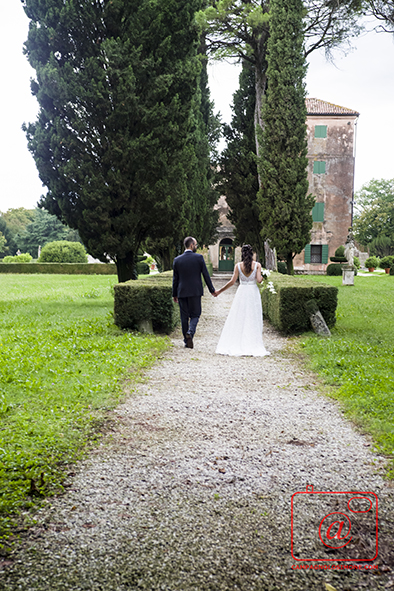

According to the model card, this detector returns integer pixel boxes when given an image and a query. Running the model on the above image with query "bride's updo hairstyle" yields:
[241,244,253,274]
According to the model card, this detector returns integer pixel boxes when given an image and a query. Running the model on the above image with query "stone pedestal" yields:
[342,265,355,286]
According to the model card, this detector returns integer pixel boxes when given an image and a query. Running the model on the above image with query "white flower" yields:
[267,281,277,294]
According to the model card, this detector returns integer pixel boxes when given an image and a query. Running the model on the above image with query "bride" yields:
[215,244,270,357]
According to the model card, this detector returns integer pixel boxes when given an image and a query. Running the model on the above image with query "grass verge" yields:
[0,274,169,548]
[294,274,394,477]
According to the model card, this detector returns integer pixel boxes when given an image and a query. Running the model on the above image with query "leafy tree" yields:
[353,178,394,214]
[22,0,206,282]
[218,60,264,260]
[1,208,35,237]
[353,178,394,249]
[38,241,88,263]
[0,232,6,254]
[367,0,394,32]
[0,216,17,258]
[369,235,394,257]
[257,0,315,275]
[18,208,81,259]
[198,0,364,162]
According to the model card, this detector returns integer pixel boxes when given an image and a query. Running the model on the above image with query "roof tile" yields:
[306,98,359,116]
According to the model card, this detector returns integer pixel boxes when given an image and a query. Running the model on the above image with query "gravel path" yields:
[1,278,393,591]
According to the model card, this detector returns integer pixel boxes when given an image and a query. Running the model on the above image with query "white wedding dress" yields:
[216,263,270,357]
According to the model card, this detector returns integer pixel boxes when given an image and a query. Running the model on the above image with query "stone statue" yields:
[344,227,356,269]
[343,227,356,285]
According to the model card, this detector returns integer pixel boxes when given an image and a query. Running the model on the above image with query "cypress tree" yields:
[218,61,264,261]
[257,0,315,274]
[22,0,203,282]
[145,40,221,270]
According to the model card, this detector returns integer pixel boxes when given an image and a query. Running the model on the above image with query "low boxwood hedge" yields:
[260,273,338,334]
[0,263,117,274]
[326,263,344,276]
[114,271,179,334]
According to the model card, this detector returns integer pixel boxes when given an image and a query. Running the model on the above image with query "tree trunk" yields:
[161,249,173,272]
[116,251,137,283]
[286,254,294,275]
[264,240,277,271]
[254,34,268,166]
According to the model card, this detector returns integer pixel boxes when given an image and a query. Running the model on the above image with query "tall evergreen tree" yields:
[22,0,204,282]
[218,61,264,261]
[257,0,315,275]
[145,42,221,271]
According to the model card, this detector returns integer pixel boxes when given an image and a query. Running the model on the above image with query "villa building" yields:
[209,98,360,273]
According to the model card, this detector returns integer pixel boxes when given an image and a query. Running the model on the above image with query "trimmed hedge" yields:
[327,263,357,276]
[260,273,338,334]
[326,263,344,276]
[0,263,117,275]
[114,271,179,334]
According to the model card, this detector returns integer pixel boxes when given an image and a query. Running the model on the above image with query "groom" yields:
[172,237,217,348]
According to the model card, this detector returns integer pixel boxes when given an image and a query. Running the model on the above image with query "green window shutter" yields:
[304,244,311,264]
[322,244,329,264]
[312,202,325,222]
[315,125,327,138]
[313,161,326,174]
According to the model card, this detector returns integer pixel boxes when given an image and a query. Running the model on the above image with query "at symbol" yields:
[318,512,352,549]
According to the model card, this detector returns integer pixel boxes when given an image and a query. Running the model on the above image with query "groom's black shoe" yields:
[185,333,194,349]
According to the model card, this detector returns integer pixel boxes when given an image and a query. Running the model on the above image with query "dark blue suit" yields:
[172,251,215,342]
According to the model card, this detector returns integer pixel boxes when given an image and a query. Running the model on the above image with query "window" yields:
[312,202,324,222]
[313,161,326,174]
[304,244,329,264]
[311,244,323,263]
[315,125,327,138]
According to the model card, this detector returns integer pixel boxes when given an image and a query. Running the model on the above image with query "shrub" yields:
[354,256,360,269]
[330,245,347,263]
[137,262,150,276]
[2,253,33,263]
[379,256,394,269]
[390,265,394,276]
[0,263,116,275]
[260,273,338,334]
[365,255,379,269]
[38,241,88,263]
[114,271,179,334]
[326,263,343,276]
[277,261,288,274]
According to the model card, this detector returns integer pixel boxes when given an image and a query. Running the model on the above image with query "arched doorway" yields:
[218,238,235,272]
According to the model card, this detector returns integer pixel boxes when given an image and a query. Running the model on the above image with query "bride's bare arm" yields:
[256,262,263,284]
[216,265,239,295]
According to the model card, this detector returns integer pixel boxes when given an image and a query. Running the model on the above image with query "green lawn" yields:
[0,274,169,547]
[295,273,394,476]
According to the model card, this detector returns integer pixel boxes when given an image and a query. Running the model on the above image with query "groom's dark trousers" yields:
[172,250,215,343]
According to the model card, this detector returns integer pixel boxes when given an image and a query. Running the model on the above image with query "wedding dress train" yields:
[216,263,270,357]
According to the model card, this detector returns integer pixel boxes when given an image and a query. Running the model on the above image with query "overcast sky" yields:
[1,3,393,213]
